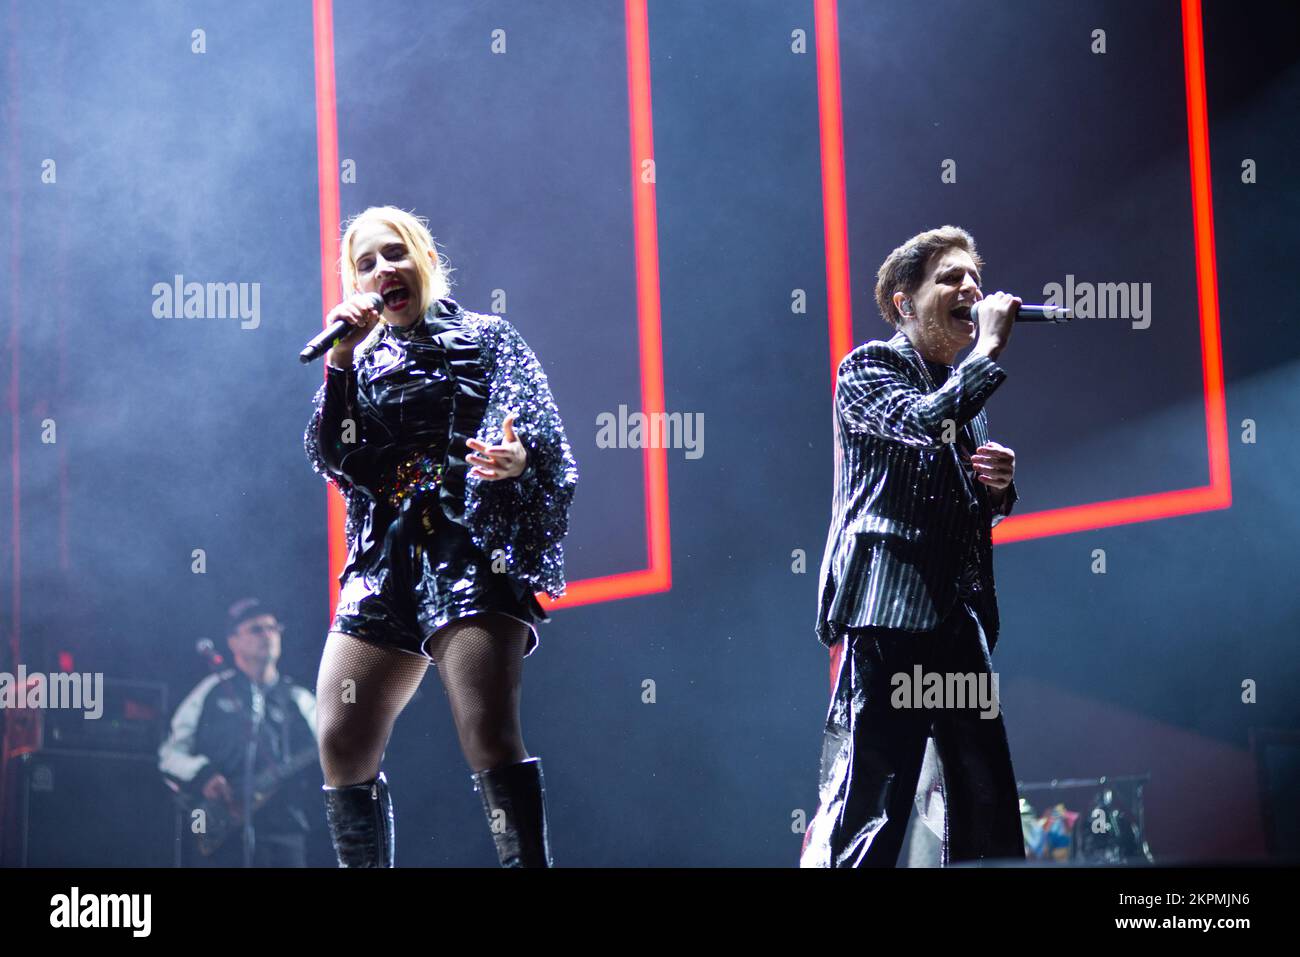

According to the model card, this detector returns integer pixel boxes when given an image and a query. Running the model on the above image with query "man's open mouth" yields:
[381,284,411,309]
[952,305,972,322]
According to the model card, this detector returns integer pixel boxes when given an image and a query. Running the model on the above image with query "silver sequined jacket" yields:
[304,299,578,598]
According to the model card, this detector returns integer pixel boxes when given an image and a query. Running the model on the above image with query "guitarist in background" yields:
[159,598,319,867]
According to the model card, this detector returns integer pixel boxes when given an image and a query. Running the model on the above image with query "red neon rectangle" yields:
[814,0,1231,546]
[312,0,672,614]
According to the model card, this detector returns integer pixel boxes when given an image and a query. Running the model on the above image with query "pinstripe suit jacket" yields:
[815,330,1017,650]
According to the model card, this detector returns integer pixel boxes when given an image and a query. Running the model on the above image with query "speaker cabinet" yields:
[3,750,180,867]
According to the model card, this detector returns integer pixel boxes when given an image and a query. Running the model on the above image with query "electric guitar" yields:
[174,745,320,857]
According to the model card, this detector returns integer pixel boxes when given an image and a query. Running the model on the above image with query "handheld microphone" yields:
[299,292,386,363]
[970,301,1072,323]
[195,638,225,669]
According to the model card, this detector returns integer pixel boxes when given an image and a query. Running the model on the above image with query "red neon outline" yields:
[311,0,671,614]
[815,0,854,378]
[814,0,1231,547]
[311,0,348,610]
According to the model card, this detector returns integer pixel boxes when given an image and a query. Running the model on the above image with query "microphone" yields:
[195,638,225,669]
[299,292,385,363]
[970,301,1072,323]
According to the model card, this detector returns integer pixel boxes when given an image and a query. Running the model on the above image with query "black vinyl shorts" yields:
[331,495,546,659]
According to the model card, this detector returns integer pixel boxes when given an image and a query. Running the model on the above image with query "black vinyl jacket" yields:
[305,299,578,598]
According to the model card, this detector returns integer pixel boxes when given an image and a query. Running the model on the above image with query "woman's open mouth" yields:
[381,284,411,311]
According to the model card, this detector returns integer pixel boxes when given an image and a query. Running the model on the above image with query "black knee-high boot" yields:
[322,772,395,867]
[471,757,553,868]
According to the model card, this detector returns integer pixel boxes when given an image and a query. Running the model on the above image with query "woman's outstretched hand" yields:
[467,412,528,480]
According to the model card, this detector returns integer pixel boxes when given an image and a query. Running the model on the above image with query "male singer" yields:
[802,226,1027,867]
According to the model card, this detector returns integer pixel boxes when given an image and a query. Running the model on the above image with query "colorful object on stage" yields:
[1021,800,1079,862]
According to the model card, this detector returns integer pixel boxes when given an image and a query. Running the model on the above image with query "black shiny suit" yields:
[802,329,1026,867]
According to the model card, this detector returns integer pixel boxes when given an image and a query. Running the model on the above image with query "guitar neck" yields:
[246,746,321,809]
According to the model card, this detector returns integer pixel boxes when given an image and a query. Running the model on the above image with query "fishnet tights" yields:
[316,614,530,786]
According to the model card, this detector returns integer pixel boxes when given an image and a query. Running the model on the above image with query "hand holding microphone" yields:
[299,292,386,365]
[972,291,1021,362]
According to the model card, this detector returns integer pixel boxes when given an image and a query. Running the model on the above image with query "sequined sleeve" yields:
[464,315,579,598]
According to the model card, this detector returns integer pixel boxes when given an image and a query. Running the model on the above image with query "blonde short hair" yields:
[339,205,452,314]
